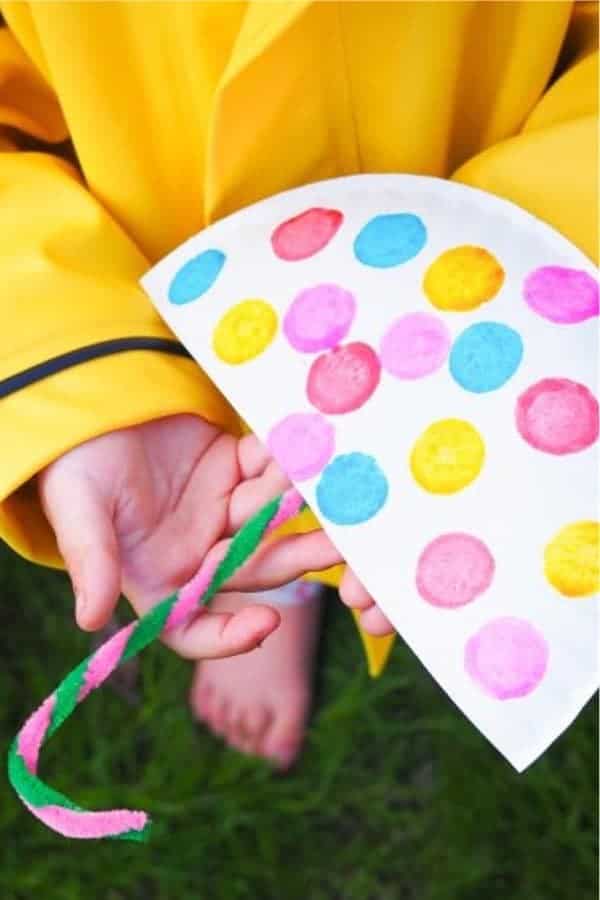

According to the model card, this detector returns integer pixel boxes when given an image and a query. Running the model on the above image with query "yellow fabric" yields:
[350,611,394,679]
[0,1,597,677]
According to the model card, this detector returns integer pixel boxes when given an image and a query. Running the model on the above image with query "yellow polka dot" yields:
[423,246,505,311]
[544,521,599,598]
[213,300,278,364]
[410,418,485,494]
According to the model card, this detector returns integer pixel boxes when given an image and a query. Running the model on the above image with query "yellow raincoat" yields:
[0,1,597,676]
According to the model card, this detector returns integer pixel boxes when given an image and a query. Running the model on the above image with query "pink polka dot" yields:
[516,378,599,455]
[267,413,335,481]
[307,342,381,414]
[283,283,356,353]
[465,617,548,700]
[416,533,495,608]
[523,266,599,324]
[380,312,451,379]
[271,208,343,261]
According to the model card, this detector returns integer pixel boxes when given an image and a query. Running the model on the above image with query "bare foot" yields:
[191,582,322,770]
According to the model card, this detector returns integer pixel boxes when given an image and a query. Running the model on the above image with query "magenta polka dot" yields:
[416,533,495,608]
[523,266,599,324]
[516,378,599,455]
[307,342,381,414]
[271,208,343,261]
[465,617,548,700]
[283,283,356,353]
[266,413,335,481]
[380,312,451,379]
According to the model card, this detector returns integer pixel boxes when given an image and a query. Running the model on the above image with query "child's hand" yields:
[38,414,343,659]
[339,567,395,636]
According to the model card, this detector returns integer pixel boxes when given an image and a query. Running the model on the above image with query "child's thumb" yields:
[39,472,121,631]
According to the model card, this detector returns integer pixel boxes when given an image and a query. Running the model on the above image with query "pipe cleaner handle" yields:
[8,489,305,842]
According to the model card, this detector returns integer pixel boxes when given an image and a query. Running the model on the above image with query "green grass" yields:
[1,541,597,900]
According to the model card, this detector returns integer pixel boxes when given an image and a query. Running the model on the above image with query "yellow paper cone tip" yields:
[352,610,396,678]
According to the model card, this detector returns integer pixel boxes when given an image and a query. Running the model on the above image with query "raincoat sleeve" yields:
[0,25,238,568]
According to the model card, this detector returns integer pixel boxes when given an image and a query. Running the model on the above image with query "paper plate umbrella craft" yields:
[143,174,599,771]
[9,174,599,841]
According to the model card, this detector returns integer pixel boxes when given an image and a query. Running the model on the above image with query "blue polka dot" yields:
[316,452,389,525]
[354,214,427,268]
[168,250,226,305]
[450,322,524,393]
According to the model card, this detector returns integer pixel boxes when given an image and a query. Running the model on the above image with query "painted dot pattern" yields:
[169,249,225,305]
[465,617,549,700]
[317,453,389,525]
[416,533,495,608]
[450,322,523,393]
[523,266,599,324]
[354,214,427,268]
[544,521,599,598]
[411,419,485,494]
[307,342,381,414]
[424,245,505,311]
[267,413,335,481]
[213,300,278,364]
[165,186,598,722]
[516,378,599,455]
[380,313,450,380]
[283,283,356,352]
[271,208,343,261]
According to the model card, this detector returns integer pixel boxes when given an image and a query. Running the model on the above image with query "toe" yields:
[226,706,271,756]
[260,689,310,770]
[189,666,214,721]
[241,706,271,755]
[225,716,245,752]
[211,697,231,738]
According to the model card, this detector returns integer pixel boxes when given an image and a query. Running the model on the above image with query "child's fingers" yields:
[227,458,291,533]
[38,470,121,631]
[237,434,272,480]
[359,605,396,636]
[339,567,374,611]
[204,529,344,593]
[165,604,281,660]
[340,567,396,636]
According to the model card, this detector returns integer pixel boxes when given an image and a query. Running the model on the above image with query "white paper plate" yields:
[141,174,599,770]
